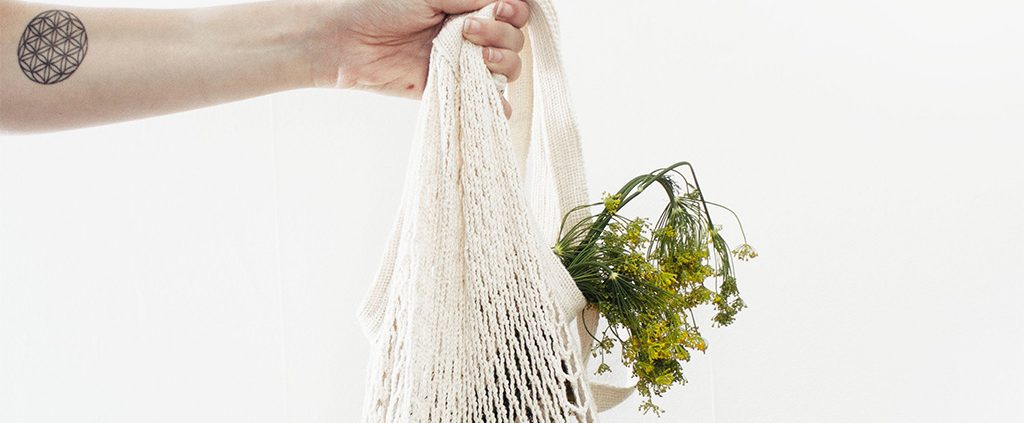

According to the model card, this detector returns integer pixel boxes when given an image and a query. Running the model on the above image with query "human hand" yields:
[309,0,530,118]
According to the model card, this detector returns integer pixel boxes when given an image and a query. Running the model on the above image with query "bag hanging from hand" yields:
[356,1,635,421]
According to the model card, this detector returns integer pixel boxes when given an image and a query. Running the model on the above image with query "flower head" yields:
[731,243,758,261]
[601,191,623,214]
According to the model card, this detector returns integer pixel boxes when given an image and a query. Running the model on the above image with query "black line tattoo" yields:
[17,10,88,85]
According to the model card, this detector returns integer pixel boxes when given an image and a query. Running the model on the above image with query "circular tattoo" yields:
[16,10,88,85]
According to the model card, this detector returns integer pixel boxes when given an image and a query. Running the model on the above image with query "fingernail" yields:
[464,18,481,34]
[485,48,504,63]
[495,1,512,19]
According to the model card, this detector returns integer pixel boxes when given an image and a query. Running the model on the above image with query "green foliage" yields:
[552,161,756,416]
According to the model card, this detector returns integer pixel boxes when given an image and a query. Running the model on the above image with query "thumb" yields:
[429,0,494,15]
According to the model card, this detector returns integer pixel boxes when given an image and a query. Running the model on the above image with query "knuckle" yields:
[506,1,529,26]
[513,29,526,50]
[485,21,522,50]
[497,50,520,77]
[517,1,531,23]
[510,59,522,81]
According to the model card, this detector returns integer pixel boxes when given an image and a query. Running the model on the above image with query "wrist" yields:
[269,0,319,90]
[303,1,363,89]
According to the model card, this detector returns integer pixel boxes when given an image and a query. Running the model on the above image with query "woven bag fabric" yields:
[356,1,634,421]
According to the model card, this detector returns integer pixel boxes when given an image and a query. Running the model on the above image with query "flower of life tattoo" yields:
[16,10,88,85]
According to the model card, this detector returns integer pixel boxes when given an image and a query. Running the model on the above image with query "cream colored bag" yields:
[356,1,634,421]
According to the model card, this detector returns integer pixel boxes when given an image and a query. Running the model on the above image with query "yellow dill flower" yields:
[553,161,753,416]
[601,191,623,213]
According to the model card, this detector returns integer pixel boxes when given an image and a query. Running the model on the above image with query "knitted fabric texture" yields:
[356,1,634,421]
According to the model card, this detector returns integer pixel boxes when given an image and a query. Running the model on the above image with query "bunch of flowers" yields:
[552,161,756,416]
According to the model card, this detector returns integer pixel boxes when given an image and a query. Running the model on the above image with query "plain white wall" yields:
[2,0,1022,422]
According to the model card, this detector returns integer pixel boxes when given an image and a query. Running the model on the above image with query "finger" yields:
[502,97,512,119]
[483,47,523,82]
[494,0,529,29]
[463,18,526,52]
[429,0,491,14]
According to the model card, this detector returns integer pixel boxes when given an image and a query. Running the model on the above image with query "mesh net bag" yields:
[356,1,634,421]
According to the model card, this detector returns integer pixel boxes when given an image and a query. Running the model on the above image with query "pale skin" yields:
[0,0,529,134]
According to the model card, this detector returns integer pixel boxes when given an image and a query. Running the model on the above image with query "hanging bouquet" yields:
[552,161,756,416]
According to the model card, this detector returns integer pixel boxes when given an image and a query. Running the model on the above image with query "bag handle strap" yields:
[509,0,639,412]
[514,0,591,230]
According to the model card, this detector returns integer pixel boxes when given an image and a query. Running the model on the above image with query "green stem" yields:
[698,199,750,244]
[565,161,714,265]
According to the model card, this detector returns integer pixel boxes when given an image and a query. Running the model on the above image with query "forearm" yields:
[0,0,317,134]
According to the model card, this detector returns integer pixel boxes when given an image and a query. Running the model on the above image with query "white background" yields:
[2,0,1023,422]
